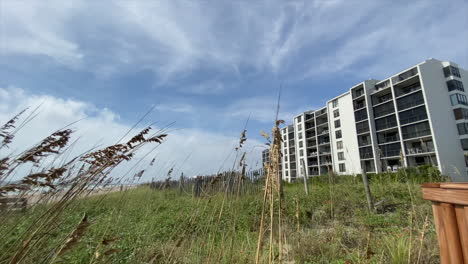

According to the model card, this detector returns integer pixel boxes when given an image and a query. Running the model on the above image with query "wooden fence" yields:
[0,197,27,212]
[149,169,265,197]
[422,183,468,264]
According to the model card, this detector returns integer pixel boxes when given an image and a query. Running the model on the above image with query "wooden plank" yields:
[454,206,468,263]
[422,183,441,188]
[422,188,468,206]
[432,203,451,264]
[440,183,468,190]
[440,203,463,264]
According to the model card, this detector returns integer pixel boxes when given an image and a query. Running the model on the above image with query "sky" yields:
[1,0,468,180]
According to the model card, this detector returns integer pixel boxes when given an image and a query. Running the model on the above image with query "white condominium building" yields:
[280,58,468,182]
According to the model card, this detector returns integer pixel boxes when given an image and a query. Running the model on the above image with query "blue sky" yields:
[1,0,468,178]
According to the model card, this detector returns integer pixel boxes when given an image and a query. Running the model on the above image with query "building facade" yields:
[278,59,468,182]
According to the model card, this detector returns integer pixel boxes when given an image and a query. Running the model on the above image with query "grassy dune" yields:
[1,172,442,263]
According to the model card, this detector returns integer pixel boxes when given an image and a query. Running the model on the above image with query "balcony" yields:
[353,87,365,99]
[360,152,373,159]
[396,91,425,111]
[354,99,366,111]
[402,129,431,140]
[400,113,427,126]
[391,68,418,84]
[376,120,398,131]
[355,109,368,122]
[372,93,393,106]
[359,139,372,146]
[356,123,370,134]
[318,139,330,145]
[378,134,399,144]
[406,147,435,155]
[395,83,421,98]
[320,160,332,165]
[381,149,401,158]
[319,130,329,135]
[374,79,391,92]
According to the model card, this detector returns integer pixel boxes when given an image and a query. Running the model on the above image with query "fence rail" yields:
[422,183,468,263]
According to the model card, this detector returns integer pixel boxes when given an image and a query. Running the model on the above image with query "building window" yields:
[299,141,303,147]
[298,133,303,139]
[447,80,465,92]
[335,130,342,139]
[444,66,461,78]
[459,123,468,135]
[285,171,288,176]
[338,152,345,161]
[337,141,343,150]
[450,93,468,106]
[332,99,339,108]
[339,163,346,172]
[333,109,340,118]
[298,124,302,131]
[299,149,304,156]
[461,139,468,150]
[334,119,341,128]
[454,108,468,120]
[297,116,302,122]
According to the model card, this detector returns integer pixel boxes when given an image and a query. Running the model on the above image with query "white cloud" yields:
[0,87,264,181]
[155,103,194,113]
[2,0,467,86]
[1,1,84,65]
[178,80,225,95]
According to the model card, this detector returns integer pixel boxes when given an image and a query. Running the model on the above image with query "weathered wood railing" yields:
[422,183,468,264]
[0,197,27,212]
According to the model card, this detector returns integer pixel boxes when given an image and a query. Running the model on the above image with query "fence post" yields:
[361,169,374,212]
[179,173,184,194]
[300,159,309,195]
[194,176,202,197]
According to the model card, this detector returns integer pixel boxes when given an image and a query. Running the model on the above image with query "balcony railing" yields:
[373,94,393,105]
[375,80,391,92]
[402,129,431,139]
[395,85,421,98]
[398,98,425,111]
[400,114,428,125]
[359,140,372,146]
[381,149,401,157]
[354,89,365,98]
[374,108,395,118]
[406,147,435,155]
[378,135,399,144]
[357,125,370,134]
[360,152,373,159]
[355,113,368,122]
[376,120,398,131]
[354,102,366,110]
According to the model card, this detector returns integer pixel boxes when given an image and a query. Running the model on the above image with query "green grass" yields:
[0,171,442,263]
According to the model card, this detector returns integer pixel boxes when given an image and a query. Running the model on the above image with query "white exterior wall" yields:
[293,113,307,178]
[418,59,467,181]
[327,92,362,175]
